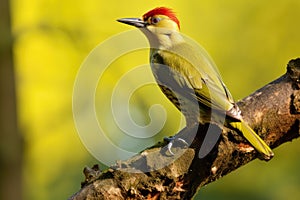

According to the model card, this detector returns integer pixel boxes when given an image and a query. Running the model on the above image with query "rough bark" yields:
[69,58,300,200]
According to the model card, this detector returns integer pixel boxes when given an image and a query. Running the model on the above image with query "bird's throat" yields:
[141,27,183,50]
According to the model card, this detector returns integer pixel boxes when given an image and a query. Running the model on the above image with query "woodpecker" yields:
[117,7,274,160]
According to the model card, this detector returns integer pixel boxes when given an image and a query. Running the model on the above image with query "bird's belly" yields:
[159,84,213,126]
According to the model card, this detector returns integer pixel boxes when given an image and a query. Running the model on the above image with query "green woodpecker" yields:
[117,7,274,160]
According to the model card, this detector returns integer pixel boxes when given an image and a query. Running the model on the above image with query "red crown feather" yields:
[143,7,180,29]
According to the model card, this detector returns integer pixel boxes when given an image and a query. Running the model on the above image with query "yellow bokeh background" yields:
[11,0,300,199]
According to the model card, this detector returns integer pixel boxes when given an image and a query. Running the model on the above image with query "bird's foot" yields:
[164,136,189,156]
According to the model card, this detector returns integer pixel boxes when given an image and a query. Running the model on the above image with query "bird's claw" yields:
[164,136,189,155]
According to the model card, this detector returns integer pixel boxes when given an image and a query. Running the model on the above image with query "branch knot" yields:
[287,58,300,87]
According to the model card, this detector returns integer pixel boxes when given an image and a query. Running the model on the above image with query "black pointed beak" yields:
[117,18,146,28]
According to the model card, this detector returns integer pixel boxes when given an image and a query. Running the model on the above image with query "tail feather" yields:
[230,120,274,160]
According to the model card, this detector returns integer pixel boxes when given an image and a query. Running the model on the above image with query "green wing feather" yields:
[154,42,234,112]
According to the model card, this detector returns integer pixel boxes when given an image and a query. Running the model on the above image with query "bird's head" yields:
[117,7,182,48]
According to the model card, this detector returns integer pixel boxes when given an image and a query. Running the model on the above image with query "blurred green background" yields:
[2,0,300,199]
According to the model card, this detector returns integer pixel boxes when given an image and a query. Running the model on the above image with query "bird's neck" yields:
[142,28,184,50]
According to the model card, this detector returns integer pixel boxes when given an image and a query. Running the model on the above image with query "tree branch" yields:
[69,58,300,200]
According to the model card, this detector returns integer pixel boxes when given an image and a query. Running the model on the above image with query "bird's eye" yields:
[151,17,161,24]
